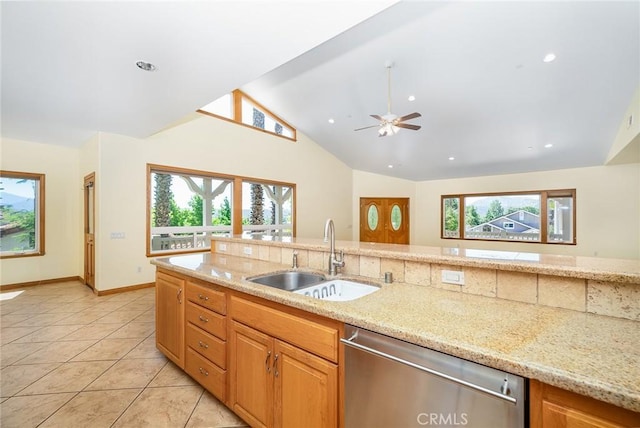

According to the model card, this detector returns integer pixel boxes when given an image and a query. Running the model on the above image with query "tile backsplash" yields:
[213,240,639,321]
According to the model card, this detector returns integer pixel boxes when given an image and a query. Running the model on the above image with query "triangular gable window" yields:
[198,90,296,141]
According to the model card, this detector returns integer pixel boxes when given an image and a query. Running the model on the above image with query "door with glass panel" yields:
[359,198,410,244]
[84,173,95,289]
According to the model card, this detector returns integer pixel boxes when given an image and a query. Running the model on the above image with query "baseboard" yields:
[0,278,155,296]
[95,282,155,296]
[0,276,83,291]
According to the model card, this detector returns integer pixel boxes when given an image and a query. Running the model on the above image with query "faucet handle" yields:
[336,250,345,263]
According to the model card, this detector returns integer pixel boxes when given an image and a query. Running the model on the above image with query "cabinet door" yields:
[273,340,338,428]
[230,321,273,428]
[155,271,185,368]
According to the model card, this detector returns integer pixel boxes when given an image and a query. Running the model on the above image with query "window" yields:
[147,164,296,255]
[0,171,45,258]
[198,89,296,141]
[241,181,294,238]
[441,189,575,245]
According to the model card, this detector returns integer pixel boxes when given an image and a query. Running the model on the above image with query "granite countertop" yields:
[213,235,640,284]
[151,252,640,413]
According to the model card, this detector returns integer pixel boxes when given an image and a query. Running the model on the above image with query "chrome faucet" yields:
[323,218,345,275]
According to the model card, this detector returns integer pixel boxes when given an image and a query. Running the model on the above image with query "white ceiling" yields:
[2,1,639,181]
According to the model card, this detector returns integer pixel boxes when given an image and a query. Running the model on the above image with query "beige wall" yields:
[94,116,352,290]
[414,164,640,259]
[0,138,81,285]
[2,118,638,290]
[351,170,417,241]
[607,86,640,165]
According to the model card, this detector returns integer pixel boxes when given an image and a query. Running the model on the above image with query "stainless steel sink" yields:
[247,271,326,291]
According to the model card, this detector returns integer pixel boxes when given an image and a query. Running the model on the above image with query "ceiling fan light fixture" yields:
[379,123,399,136]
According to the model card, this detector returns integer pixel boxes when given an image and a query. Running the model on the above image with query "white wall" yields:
[0,138,81,285]
[414,164,640,259]
[351,170,417,241]
[95,116,353,290]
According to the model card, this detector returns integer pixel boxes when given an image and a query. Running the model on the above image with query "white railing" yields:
[151,226,231,252]
[465,231,540,241]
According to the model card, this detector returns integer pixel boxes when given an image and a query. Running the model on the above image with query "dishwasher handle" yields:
[340,334,517,405]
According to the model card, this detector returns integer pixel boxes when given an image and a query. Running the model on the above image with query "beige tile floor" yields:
[0,280,248,428]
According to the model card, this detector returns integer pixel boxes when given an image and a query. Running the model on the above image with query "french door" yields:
[359,197,410,244]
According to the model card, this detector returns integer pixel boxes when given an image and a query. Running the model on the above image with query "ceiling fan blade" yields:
[396,112,421,122]
[370,114,384,121]
[354,125,381,131]
[395,123,421,130]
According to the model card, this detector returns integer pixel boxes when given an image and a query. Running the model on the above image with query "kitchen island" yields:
[152,236,640,425]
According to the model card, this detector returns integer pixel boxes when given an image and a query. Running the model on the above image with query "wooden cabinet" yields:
[155,270,185,368]
[229,295,339,428]
[530,380,640,428]
[184,278,228,402]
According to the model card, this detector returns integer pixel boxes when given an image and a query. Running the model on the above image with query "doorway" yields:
[84,173,95,289]
[359,197,410,244]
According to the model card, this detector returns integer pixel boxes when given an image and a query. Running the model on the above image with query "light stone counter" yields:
[151,252,640,413]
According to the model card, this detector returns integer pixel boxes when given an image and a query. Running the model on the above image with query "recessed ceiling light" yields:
[408,95,416,102]
[544,143,553,148]
[543,53,556,63]
[136,61,157,72]
[527,146,533,150]
[388,164,394,169]
[448,156,455,161]
[328,118,335,124]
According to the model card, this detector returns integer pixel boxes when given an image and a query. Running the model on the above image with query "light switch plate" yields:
[442,270,464,285]
[219,243,227,252]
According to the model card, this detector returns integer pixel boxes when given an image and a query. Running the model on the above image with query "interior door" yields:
[360,197,410,244]
[84,173,95,289]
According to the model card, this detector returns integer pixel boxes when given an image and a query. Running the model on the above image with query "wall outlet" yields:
[243,246,252,255]
[442,270,465,285]
[110,232,125,239]
[219,243,227,252]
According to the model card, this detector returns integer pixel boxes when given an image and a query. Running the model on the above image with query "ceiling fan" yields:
[354,62,421,137]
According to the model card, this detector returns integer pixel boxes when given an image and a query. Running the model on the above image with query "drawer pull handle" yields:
[177,288,182,304]
[198,315,208,323]
[273,353,279,377]
[265,351,271,373]
[198,341,209,349]
[199,367,209,376]
[198,294,209,301]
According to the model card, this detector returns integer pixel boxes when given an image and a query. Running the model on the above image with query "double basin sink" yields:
[246,271,380,302]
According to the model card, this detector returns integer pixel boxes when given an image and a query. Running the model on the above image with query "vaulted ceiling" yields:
[2,1,638,181]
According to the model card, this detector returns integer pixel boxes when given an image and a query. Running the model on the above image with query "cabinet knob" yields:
[198,294,209,301]
[198,341,209,349]
[198,315,208,323]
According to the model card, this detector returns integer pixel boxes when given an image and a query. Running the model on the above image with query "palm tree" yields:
[154,173,173,236]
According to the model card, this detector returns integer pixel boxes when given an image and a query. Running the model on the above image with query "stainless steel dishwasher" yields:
[342,325,526,428]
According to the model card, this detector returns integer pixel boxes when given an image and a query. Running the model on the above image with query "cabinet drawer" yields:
[230,296,338,363]
[186,280,226,315]
[186,347,226,402]
[186,302,226,340]
[186,323,226,369]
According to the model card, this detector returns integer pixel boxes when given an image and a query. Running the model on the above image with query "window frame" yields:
[440,189,576,245]
[0,170,45,258]
[146,164,296,256]
[197,89,297,142]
